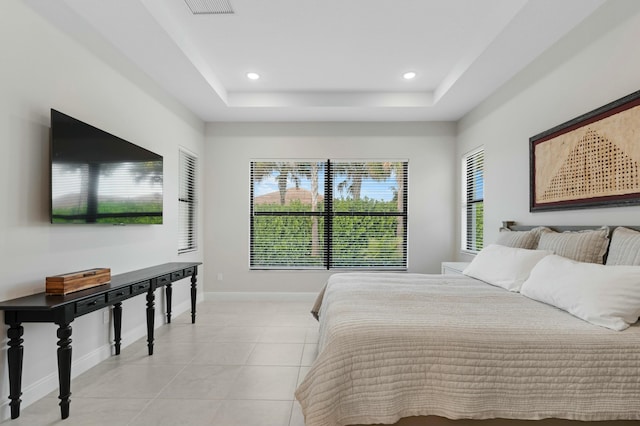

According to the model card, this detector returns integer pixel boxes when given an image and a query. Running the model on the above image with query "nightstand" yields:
[441,262,470,276]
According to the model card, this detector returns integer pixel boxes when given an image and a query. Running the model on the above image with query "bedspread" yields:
[295,273,640,426]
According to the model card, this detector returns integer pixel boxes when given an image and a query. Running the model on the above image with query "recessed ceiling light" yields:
[403,71,417,80]
[247,72,260,80]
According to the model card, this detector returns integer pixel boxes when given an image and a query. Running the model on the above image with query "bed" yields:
[295,225,640,426]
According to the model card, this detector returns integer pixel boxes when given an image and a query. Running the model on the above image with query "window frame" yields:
[178,149,197,254]
[250,159,408,270]
[461,147,484,253]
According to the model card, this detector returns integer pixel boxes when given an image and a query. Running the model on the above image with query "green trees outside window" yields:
[250,160,408,269]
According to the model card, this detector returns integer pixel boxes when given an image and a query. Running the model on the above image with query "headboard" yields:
[501,221,640,234]
[500,222,640,264]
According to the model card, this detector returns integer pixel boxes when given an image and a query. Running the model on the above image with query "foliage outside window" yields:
[250,160,408,270]
[462,148,484,252]
[178,149,197,253]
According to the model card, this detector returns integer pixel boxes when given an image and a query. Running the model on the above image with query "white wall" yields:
[0,1,205,419]
[205,122,457,294]
[456,0,640,261]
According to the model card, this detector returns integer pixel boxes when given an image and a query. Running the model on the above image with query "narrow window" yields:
[178,149,197,254]
[462,148,484,252]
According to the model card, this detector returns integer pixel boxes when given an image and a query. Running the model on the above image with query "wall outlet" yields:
[103,309,110,324]
[217,273,223,281]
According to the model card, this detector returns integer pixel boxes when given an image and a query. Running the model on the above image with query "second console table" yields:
[0,261,202,420]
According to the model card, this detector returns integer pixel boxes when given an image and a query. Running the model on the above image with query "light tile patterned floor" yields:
[1,300,318,426]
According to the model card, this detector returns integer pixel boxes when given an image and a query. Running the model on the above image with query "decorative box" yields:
[46,268,111,295]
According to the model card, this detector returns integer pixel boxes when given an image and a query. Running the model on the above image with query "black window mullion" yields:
[325,160,332,270]
[253,211,324,216]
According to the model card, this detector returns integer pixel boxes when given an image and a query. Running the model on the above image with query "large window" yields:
[462,148,484,252]
[178,149,197,254]
[250,160,408,270]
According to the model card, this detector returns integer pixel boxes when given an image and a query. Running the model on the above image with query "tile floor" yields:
[2,300,318,426]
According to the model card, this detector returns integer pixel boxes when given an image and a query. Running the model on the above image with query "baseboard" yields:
[0,297,197,421]
[204,291,317,302]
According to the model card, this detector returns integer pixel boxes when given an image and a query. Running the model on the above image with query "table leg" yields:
[113,303,122,355]
[146,289,155,355]
[7,322,24,419]
[190,271,197,324]
[56,323,72,419]
[165,284,172,324]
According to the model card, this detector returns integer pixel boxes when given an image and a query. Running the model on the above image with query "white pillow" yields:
[521,255,640,331]
[462,244,551,292]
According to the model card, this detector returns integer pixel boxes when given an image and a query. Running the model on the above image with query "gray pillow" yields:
[606,227,640,266]
[537,226,609,264]
[495,226,549,250]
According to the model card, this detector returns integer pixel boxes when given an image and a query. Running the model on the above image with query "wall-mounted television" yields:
[50,109,163,224]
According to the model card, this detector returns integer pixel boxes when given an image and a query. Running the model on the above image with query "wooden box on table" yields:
[46,268,111,295]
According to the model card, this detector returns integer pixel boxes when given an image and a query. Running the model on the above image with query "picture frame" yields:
[530,90,640,212]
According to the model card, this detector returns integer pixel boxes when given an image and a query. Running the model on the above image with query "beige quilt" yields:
[295,273,640,426]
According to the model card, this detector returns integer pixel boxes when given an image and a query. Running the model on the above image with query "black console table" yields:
[0,262,201,420]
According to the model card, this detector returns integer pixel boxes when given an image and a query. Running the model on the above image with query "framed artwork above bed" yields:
[530,90,640,212]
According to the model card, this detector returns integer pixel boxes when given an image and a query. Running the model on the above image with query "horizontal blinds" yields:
[330,161,407,269]
[178,150,197,254]
[250,160,408,270]
[464,149,484,251]
[465,149,484,203]
[251,161,326,268]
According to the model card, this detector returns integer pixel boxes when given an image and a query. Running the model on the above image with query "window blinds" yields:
[250,161,326,268]
[330,161,408,268]
[463,148,484,252]
[250,160,408,270]
[178,150,197,254]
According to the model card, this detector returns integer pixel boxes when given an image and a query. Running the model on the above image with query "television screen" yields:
[50,109,163,224]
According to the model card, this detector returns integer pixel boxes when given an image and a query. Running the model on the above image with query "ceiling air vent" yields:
[183,0,234,15]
